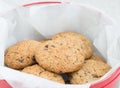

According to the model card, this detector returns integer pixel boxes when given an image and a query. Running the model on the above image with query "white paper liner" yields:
[0,3,120,88]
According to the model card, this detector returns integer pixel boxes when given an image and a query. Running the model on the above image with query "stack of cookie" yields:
[5,32,111,84]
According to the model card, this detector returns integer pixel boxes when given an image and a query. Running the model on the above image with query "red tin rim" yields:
[90,67,120,88]
[23,1,62,7]
[0,2,119,88]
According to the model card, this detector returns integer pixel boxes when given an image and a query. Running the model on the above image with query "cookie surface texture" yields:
[70,60,111,84]
[5,40,40,69]
[39,71,65,84]
[52,32,93,59]
[22,64,45,76]
[22,64,65,84]
[35,33,86,73]
[90,55,105,62]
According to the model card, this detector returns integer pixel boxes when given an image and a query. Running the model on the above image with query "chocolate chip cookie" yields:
[35,38,85,73]
[52,32,93,59]
[5,40,40,69]
[70,60,111,84]
[22,64,65,84]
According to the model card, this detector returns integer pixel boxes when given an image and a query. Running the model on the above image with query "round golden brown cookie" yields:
[90,55,105,62]
[5,40,40,69]
[35,38,85,74]
[70,60,111,84]
[52,32,93,59]
[22,64,65,84]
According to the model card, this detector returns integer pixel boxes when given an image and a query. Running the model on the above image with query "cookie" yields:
[35,38,85,73]
[39,71,65,84]
[90,55,105,62]
[22,64,45,76]
[5,40,40,69]
[70,60,111,84]
[22,64,65,84]
[52,32,93,59]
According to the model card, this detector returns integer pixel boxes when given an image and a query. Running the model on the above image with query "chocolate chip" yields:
[45,45,48,48]
[92,74,99,78]
[18,59,24,63]
[27,56,30,58]
[32,56,36,62]
[44,45,49,50]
